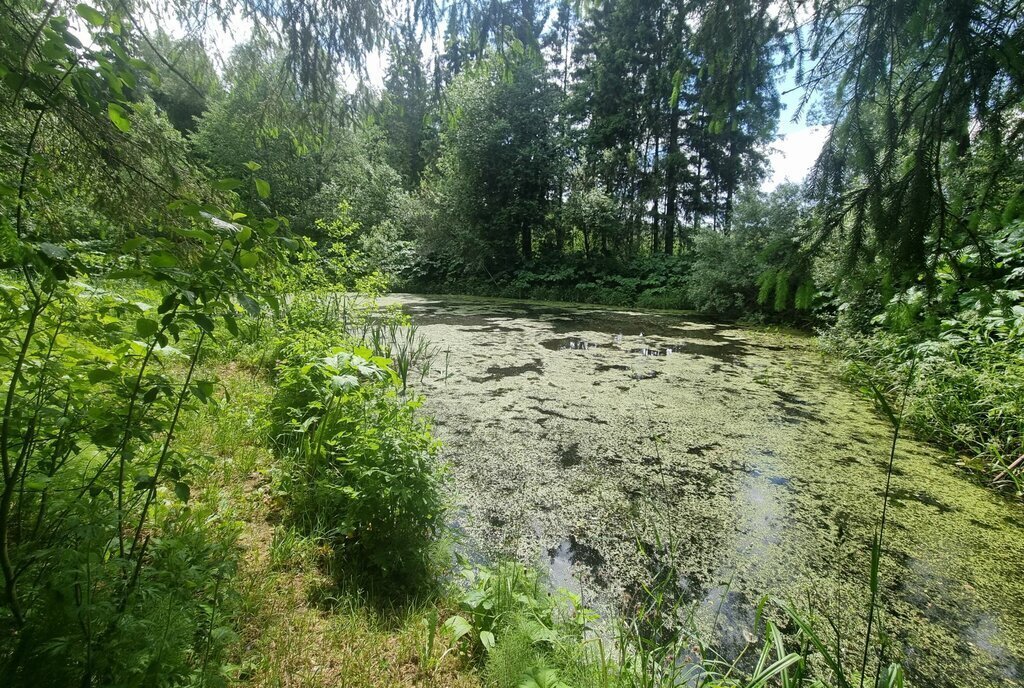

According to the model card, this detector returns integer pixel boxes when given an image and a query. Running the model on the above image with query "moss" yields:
[390,294,1024,688]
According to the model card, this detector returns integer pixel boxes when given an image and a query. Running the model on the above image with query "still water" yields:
[389,293,1024,687]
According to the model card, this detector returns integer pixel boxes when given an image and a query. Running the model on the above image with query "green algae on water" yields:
[387,294,1024,688]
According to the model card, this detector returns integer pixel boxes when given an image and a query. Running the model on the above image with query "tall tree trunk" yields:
[664,106,679,255]
[692,142,703,238]
[555,14,572,255]
[651,133,661,254]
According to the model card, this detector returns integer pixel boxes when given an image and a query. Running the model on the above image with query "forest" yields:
[0,0,1022,686]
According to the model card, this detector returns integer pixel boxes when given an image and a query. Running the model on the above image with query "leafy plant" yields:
[271,341,445,591]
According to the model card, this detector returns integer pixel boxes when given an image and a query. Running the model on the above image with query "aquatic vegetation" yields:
[394,294,1024,687]
[823,329,1024,495]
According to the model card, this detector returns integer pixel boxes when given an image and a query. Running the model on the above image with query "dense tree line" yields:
[136,0,1019,490]
[367,0,786,266]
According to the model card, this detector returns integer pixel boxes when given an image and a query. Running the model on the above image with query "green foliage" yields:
[0,2,295,682]
[825,329,1023,493]
[376,24,437,190]
[562,186,619,259]
[190,41,330,233]
[139,30,222,134]
[406,185,814,322]
[426,48,561,272]
[802,0,1024,285]
[569,0,783,248]
[270,340,445,591]
[822,219,1024,489]
[437,560,911,688]
[440,563,593,688]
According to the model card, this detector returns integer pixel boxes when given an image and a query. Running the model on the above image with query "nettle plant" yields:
[0,3,292,683]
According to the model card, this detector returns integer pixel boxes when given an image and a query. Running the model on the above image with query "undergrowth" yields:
[822,326,1023,495]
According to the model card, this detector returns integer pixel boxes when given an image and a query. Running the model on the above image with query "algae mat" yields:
[391,293,1024,687]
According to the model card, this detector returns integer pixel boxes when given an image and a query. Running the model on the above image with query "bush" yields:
[271,341,445,591]
[682,229,760,315]
[440,563,594,688]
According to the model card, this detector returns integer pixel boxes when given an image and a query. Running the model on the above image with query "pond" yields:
[388,293,1024,687]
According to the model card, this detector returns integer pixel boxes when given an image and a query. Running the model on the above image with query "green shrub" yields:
[441,563,589,688]
[635,287,689,311]
[271,342,445,591]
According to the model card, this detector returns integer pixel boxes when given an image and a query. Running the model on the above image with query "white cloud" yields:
[763,125,829,191]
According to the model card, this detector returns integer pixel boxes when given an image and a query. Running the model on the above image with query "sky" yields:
[764,125,828,191]
[762,53,828,192]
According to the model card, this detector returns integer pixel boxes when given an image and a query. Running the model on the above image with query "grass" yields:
[177,363,481,688]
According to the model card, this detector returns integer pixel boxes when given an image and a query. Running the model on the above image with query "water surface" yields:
[390,294,1024,687]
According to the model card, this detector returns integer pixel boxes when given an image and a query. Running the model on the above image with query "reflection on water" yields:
[547,535,607,590]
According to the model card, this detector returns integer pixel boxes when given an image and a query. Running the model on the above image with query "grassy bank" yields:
[178,365,480,687]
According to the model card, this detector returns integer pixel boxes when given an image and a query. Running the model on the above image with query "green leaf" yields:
[148,250,178,269]
[239,250,258,269]
[244,161,262,171]
[173,481,191,503]
[479,630,495,651]
[237,294,260,316]
[122,237,145,252]
[194,380,215,402]
[441,615,472,642]
[107,102,131,132]
[168,199,202,216]
[192,313,215,334]
[223,314,239,337]
[329,375,359,393]
[173,226,215,242]
[38,242,70,260]
[780,600,850,687]
[88,368,117,384]
[75,3,105,26]
[213,177,242,191]
[254,177,271,199]
[158,292,178,314]
[135,317,158,338]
